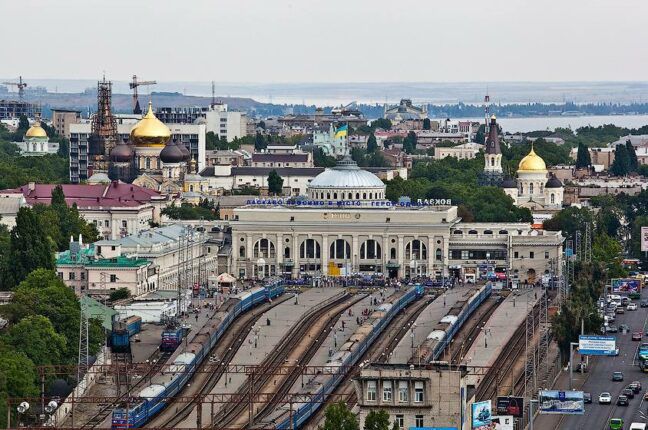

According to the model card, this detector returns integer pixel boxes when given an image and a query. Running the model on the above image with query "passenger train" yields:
[111,280,284,429]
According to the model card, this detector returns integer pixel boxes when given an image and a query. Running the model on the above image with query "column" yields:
[397,236,405,278]
[322,236,329,276]
[427,236,434,276]
[352,235,359,274]
[292,233,299,279]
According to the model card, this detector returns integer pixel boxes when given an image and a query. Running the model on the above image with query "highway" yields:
[557,292,648,429]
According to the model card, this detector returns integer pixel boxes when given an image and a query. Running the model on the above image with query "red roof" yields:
[2,181,162,209]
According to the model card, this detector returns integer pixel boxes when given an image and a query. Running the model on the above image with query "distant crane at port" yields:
[2,76,28,100]
[129,75,156,114]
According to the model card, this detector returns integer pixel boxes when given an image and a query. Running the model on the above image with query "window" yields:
[80,272,85,280]
[398,381,408,402]
[110,274,117,283]
[551,193,555,204]
[530,251,535,259]
[57,272,63,279]
[239,246,246,258]
[415,415,424,427]
[405,240,427,260]
[414,381,424,402]
[366,381,377,401]
[390,247,396,259]
[395,415,404,429]
[300,239,321,259]
[253,238,276,258]
[105,220,110,227]
[330,239,351,259]
[514,251,519,259]
[360,239,381,259]
[530,183,534,194]
[461,250,469,260]
[545,251,550,259]
[383,381,392,402]
[69,272,76,280]
[122,220,127,228]
[435,248,442,261]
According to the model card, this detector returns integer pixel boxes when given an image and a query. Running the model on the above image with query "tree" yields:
[215,202,221,220]
[575,142,591,169]
[17,115,29,133]
[7,315,67,366]
[7,207,54,289]
[371,118,392,130]
[543,207,594,239]
[403,131,417,154]
[254,132,267,151]
[626,140,639,172]
[313,147,337,167]
[367,133,378,153]
[364,409,390,430]
[322,401,359,430]
[610,144,630,176]
[109,288,131,302]
[0,350,38,428]
[267,170,284,195]
[422,118,431,130]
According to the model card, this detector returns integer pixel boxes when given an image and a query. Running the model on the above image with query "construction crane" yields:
[2,76,28,100]
[129,75,156,114]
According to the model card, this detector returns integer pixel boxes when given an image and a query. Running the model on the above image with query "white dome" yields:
[309,157,384,189]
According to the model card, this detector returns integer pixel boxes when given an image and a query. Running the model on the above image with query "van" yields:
[630,423,647,430]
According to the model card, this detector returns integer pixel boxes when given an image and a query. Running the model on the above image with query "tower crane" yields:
[2,76,28,100]
[129,75,157,114]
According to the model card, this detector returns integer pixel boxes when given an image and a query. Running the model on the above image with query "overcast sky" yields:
[3,0,647,83]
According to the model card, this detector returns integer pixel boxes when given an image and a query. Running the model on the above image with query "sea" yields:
[464,115,648,133]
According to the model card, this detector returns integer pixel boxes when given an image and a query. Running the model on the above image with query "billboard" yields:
[471,400,492,429]
[496,396,524,417]
[611,278,641,293]
[538,390,585,415]
[578,335,617,356]
[491,416,514,430]
[642,226,648,252]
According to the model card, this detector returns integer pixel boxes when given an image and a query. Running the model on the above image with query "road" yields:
[558,293,648,429]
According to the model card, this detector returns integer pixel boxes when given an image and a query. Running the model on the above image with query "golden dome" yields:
[130,102,171,147]
[518,146,547,172]
[25,123,47,138]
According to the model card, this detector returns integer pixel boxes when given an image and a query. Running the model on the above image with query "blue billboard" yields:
[538,390,585,415]
[578,335,617,356]
[471,400,492,429]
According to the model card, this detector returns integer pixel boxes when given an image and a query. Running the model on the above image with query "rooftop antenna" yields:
[484,88,491,133]
[211,80,216,107]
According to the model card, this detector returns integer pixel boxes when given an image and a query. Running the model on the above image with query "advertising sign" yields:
[578,335,617,356]
[642,226,648,252]
[538,390,585,415]
[496,396,524,417]
[611,278,641,293]
[471,400,492,429]
[491,416,514,430]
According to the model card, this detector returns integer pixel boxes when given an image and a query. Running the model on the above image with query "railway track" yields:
[448,296,502,364]
[213,292,364,429]
[303,294,434,429]
[147,295,291,428]
[474,291,546,401]
[77,349,171,429]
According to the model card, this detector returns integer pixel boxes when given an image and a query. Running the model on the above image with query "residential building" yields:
[155,103,248,142]
[0,99,39,120]
[0,193,27,229]
[381,148,413,169]
[434,142,484,161]
[51,109,81,138]
[1,182,172,239]
[205,149,249,167]
[354,364,466,430]
[251,152,313,168]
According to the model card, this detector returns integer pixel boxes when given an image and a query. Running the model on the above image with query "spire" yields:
[484,115,501,154]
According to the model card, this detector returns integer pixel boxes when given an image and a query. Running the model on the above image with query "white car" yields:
[627,303,638,311]
[599,392,612,404]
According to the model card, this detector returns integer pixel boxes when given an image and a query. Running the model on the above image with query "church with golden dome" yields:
[500,145,564,210]
[15,120,59,156]
[107,102,204,196]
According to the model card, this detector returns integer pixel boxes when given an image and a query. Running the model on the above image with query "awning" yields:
[215,273,236,283]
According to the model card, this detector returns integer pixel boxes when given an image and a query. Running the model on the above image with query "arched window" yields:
[529,183,534,194]
[329,239,351,259]
[190,185,194,192]
[435,248,442,260]
[253,238,275,258]
[390,247,396,259]
[348,192,352,199]
[491,158,494,166]
[300,239,321,259]
[356,193,360,199]
[499,230,509,234]
[146,157,151,169]
[405,240,427,260]
[239,246,245,258]
[483,230,493,235]
[468,230,478,235]
[369,192,373,199]
[550,193,555,204]
[360,239,382,259]
[363,193,367,199]
[453,230,463,235]
[327,193,331,200]
[334,193,338,199]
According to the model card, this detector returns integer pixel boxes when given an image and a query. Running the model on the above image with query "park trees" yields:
[322,401,359,430]
[367,133,378,152]
[575,142,591,169]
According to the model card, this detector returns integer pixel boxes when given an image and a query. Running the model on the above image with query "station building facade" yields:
[227,158,564,283]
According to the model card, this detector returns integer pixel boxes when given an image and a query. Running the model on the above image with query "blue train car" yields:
[160,326,186,352]
[110,316,143,353]
[112,281,285,429]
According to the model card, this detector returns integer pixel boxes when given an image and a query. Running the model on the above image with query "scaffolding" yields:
[89,76,118,174]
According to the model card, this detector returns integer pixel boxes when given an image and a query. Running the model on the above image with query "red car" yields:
[632,332,643,341]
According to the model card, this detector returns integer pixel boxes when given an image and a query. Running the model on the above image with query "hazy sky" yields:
[3,0,648,83]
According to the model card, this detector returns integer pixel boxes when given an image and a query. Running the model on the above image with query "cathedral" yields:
[478,115,504,186]
[108,102,207,196]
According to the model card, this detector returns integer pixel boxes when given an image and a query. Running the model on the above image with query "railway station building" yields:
[227,156,564,283]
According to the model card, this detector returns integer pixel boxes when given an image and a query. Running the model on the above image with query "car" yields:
[620,324,631,332]
[606,314,616,323]
[610,418,624,430]
[616,307,626,314]
[608,325,619,333]
[629,422,647,430]
[584,392,592,403]
[633,332,643,341]
[599,392,612,404]
[622,297,631,306]
[629,381,642,393]
[613,371,624,381]
[622,387,635,399]
[617,395,629,406]
[628,303,638,311]
[641,299,648,308]
[644,391,648,401]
